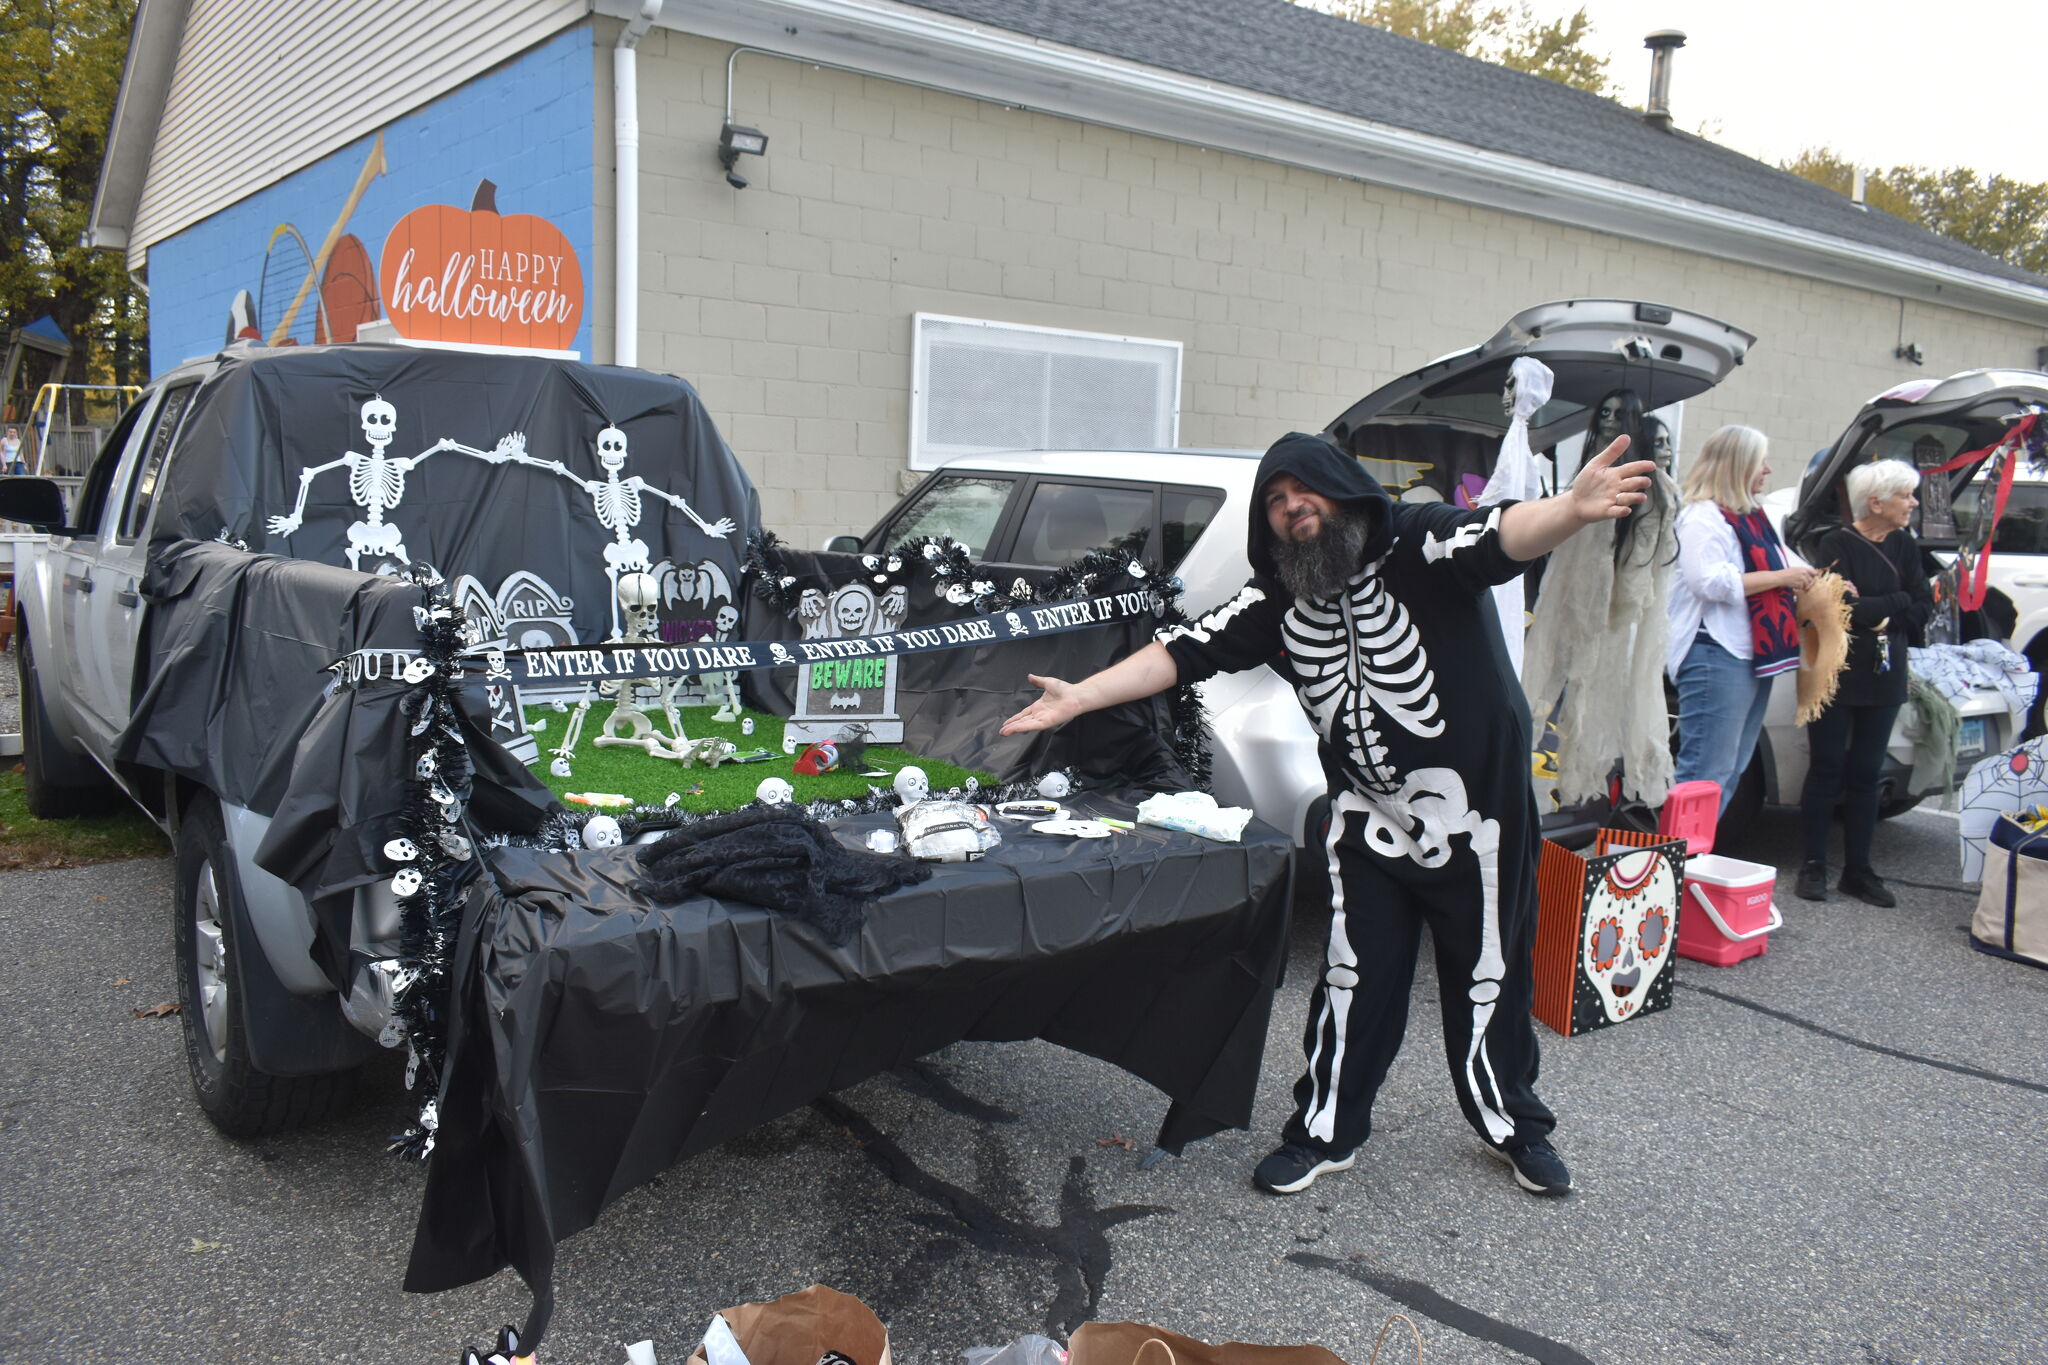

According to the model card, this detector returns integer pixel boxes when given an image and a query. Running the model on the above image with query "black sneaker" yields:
[1485,1138,1573,1195]
[1839,870,1896,908]
[1795,862,1830,901]
[1252,1141,1356,1194]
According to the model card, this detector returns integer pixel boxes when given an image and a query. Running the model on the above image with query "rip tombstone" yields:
[785,578,904,745]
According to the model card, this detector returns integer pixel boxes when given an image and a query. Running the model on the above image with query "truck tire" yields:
[16,630,116,819]
[174,793,358,1136]
[1877,793,1925,819]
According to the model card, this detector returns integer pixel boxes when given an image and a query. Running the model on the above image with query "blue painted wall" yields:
[147,26,595,376]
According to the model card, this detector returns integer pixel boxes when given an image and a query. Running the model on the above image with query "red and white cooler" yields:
[1657,780,1784,967]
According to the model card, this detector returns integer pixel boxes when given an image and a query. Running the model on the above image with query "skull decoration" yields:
[714,603,739,639]
[596,425,630,472]
[756,777,794,806]
[392,867,423,898]
[383,838,419,864]
[550,755,573,778]
[415,750,438,780]
[741,717,755,735]
[1004,612,1028,636]
[1035,770,1072,800]
[769,643,795,666]
[944,583,972,606]
[962,776,979,795]
[893,766,930,805]
[360,396,396,450]
[832,584,876,637]
[437,831,473,861]
[1582,849,1676,1024]
[403,657,435,685]
[618,572,662,637]
[582,815,624,849]
[781,734,798,755]
[484,649,510,681]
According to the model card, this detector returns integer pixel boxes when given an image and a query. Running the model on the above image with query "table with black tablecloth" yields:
[403,794,1293,1335]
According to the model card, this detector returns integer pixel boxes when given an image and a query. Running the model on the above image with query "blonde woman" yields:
[1795,459,1933,906]
[1666,426,1816,816]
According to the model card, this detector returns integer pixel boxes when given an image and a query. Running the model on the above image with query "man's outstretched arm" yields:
[1000,640,1180,734]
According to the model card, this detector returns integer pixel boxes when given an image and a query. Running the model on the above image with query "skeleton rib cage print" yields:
[1285,561,1445,800]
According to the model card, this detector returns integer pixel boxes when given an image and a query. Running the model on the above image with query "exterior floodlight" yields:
[719,123,769,189]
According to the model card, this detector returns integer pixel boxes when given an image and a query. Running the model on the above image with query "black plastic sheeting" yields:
[150,344,760,651]
[741,548,1194,790]
[404,795,1291,1314]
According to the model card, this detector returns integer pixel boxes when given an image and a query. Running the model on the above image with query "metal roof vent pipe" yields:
[1643,30,1686,130]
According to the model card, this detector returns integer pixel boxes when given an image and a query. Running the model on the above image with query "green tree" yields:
[1782,147,2048,277]
[1,0,146,395]
[1327,0,1612,95]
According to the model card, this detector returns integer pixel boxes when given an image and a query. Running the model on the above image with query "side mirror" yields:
[822,534,862,553]
[0,477,71,531]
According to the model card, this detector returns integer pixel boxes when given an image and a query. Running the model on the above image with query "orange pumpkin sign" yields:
[379,181,584,350]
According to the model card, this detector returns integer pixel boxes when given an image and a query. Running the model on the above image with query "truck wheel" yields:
[174,794,357,1136]
[16,631,115,819]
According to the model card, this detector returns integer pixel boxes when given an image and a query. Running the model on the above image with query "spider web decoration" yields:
[743,532,1212,787]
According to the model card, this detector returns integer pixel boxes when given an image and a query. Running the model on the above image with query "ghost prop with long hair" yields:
[1475,357,1553,676]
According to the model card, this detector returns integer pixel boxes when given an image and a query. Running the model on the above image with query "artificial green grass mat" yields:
[523,701,994,813]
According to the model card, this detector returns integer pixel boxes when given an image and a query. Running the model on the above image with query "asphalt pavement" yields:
[2,806,2045,1365]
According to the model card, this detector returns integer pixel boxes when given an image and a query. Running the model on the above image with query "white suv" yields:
[837,300,1757,850]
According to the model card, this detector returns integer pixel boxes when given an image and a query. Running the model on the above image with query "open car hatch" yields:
[1321,298,1754,502]
[1785,369,2048,558]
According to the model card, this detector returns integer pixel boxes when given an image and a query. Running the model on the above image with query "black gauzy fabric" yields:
[637,806,931,945]
[1244,431,1396,580]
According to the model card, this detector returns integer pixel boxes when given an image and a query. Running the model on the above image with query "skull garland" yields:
[1581,848,1677,1024]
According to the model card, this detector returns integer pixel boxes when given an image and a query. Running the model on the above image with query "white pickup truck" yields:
[3,342,756,1136]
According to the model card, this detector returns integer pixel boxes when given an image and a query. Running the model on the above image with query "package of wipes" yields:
[1134,791,1254,843]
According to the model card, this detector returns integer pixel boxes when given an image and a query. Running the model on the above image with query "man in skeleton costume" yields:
[1002,430,1652,1197]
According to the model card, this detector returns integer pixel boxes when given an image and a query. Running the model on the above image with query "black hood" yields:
[1246,431,1394,580]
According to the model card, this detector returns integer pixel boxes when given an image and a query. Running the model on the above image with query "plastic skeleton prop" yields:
[266,397,511,570]
[481,425,737,637]
[593,571,697,761]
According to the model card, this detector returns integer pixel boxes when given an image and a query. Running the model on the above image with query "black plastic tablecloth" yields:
[403,795,1292,1321]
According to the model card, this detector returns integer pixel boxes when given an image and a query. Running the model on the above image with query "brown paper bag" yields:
[686,1285,892,1365]
[1069,1321,1350,1365]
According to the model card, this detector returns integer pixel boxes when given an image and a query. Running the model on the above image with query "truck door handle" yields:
[117,588,141,607]
[64,572,93,594]
[2010,575,2048,588]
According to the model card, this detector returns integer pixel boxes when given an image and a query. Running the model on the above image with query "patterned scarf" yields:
[1722,506,1800,678]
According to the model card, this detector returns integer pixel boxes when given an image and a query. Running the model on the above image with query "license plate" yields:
[1959,718,1988,759]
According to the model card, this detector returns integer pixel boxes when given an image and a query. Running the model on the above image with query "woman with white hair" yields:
[1795,458,1934,905]
[1667,426,1817,816]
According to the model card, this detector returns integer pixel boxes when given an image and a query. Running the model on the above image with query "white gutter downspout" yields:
[614,0,663,367]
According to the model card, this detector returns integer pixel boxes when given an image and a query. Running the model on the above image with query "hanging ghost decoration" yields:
[1473,356,1553,678]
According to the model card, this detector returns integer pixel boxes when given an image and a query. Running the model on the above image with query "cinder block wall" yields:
[627,28,2045,550]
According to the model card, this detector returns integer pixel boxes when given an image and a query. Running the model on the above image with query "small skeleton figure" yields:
[549,683,597,777]
[476,426,737,637]
[706,601,743,722]
[893,766,930,806]
[266,397,484,571]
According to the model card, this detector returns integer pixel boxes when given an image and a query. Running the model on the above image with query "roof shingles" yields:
[900,0,2046,289]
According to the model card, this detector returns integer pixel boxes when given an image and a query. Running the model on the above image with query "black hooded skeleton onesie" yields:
[1160,432,1555,1158]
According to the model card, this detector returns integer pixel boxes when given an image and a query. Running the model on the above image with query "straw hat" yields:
[1796,572,1854,725]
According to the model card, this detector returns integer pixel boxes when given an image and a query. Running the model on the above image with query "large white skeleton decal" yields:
[267,397,496,571]
[476,425,737,638]
[1303,771,1516,1147]
[1285,563,1443,795]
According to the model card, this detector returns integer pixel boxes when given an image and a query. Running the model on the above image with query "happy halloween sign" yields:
[329,588,1163,690]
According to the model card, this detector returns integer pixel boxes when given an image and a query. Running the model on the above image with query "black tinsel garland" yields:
[383,565,485,1161]
[740,531,1212,787]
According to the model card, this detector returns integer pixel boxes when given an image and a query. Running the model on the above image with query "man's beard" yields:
[1270,502,1370,600]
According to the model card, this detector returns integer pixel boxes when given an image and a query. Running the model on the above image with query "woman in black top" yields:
[1796,459,1935,905]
